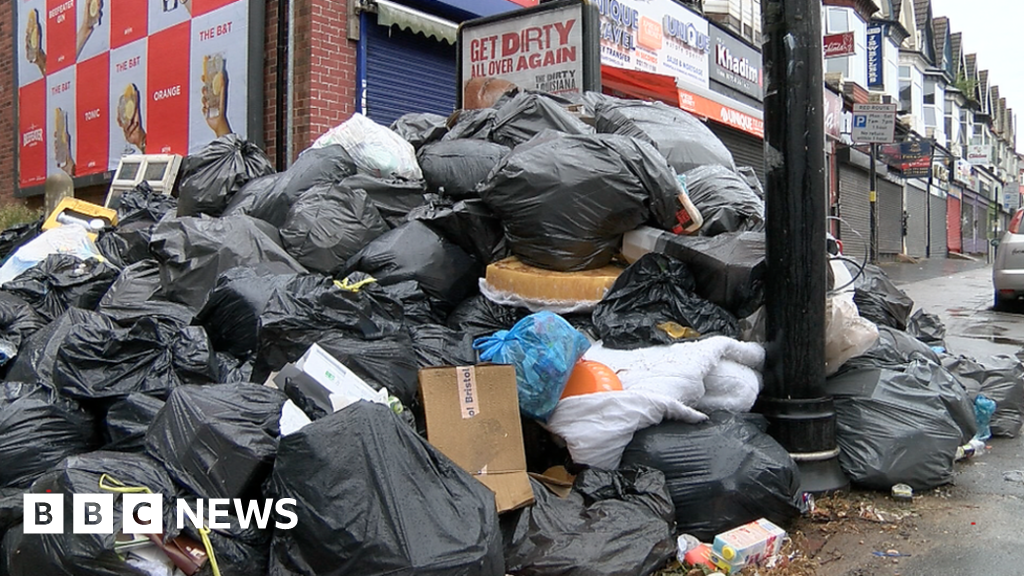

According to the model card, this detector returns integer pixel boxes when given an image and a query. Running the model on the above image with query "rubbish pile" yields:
[0,87,1013,576]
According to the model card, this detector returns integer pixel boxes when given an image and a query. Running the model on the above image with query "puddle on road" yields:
[963,324,1009,337]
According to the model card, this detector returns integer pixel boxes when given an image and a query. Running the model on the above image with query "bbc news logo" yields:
[23,495,298,534]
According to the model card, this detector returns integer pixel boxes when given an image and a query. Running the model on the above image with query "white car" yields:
[993,209,1024,310]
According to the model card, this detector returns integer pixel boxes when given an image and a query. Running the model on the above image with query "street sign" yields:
[851,103,896,144]
[824,32,856,58]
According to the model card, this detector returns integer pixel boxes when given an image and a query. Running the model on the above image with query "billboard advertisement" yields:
[458,0,600,108]
[14,0,260,191]
[597,0,711,90]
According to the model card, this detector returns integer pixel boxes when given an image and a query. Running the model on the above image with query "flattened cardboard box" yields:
[419,364,534,513]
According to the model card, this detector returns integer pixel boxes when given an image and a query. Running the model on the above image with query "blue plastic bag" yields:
[474,311,590,421]
[974,394,997,441]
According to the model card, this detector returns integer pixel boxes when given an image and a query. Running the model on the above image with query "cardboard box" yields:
[419,364,534,513]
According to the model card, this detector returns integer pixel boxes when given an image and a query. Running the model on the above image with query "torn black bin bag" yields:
[0,381,98,489]
[826,361,968,490]
[418,140,510,199]
[446,294,528,341]
[845,262,914,330]
[593,253,739,349]
[593,97,736,174]
[942,354,1024,437]
[501,467,676,576]
[178,134,276,217]
[343,221,480,315]
[620,412,803,541]
[114,181,178,225]
[6,308,114,386]
[265,402,505,576]
[410,324,476,368]
[478,131,680,272]
[197,265,301,358]
[0,293,46,367]
[407,196,509,264]
[390,112,449,149]
[0,219,41,262]
[280,183,390,274]
[104,392,166,452]
[908,309,947,347]
[630,228,766,318]
[54,318,219,401]
[147,384,286,499]
[490,92,593,149]
[341,173,428,229]
[3,451,179,576]
[255,275,418,406]
[149,214,307,312]
[230,145,358,227]
[2,254,118,322]
[682,165,765,236]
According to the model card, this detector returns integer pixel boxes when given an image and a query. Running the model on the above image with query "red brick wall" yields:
[264,0,358,167]
[0,0,16,203]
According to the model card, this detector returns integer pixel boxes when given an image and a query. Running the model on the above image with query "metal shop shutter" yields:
[929,193,947,257]
[905,184,928,258]
[838,164,871,261]
[877,179,903,255]
[946,194,962,253]
[365,17,457,128]
[708,123,765,187]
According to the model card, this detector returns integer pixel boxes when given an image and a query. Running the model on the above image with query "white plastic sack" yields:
[312,113,423,180]
[0,225,103,286]
[545,336,765,469]
[825,294,879,376]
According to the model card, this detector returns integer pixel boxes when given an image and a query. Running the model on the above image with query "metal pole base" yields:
[756,396,850,495]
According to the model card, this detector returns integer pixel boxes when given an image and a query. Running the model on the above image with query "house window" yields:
[924,78,936,105]
[900,80,913,113]
[828,8,849,33]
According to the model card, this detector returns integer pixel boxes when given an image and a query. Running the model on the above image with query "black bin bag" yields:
[490,91,593,149]
[2,254,119,322]
[593,253,739,349]
[265,402,505,576]
[942,354,1024,437]
[478,131,680,272]
[6,308,114,386]
[390,112,449,149]
[593,96,736,174]
[146,384,287,499]
[446,294,528,341]
[221,173,283,217]
[54,318,219,401]
[280,183,390,274]
[845,262,914,330]
[0,219,41,262]
[620,412,803,541]
[104,392,166,452]
[178,134,275,217]
[3,451,179,576]
[418,140,510,199]
[254,275,418,406]
[410,324,476,368]
[97,260,196,329]
[342,173,428,229]
[149,214,307,312]
[0,293,46,367]
[114,181,178,225]
[196,265,301,358]
[229,145,358,227]
[344,220,480,315]
[501,467,676,576]
[408,196,508,264]
[682,165,765,236]
[826,361,969,490]
[0,381,98,489]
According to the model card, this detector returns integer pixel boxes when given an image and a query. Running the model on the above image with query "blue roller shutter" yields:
[365,15,457,127]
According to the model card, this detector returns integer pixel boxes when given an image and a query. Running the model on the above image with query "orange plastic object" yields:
[560,360,623,399]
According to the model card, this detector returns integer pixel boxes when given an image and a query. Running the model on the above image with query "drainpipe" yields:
[757,0,848,494]
[275,0,289,170]
[285,0,296,166]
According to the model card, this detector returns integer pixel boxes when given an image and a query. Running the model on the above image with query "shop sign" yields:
[677,88,763,138]
[708,24,761,100]
[824,32,855,58]
[866,25,884,88]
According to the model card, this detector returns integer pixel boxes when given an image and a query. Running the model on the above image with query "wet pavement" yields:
[815,257,1024,576]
